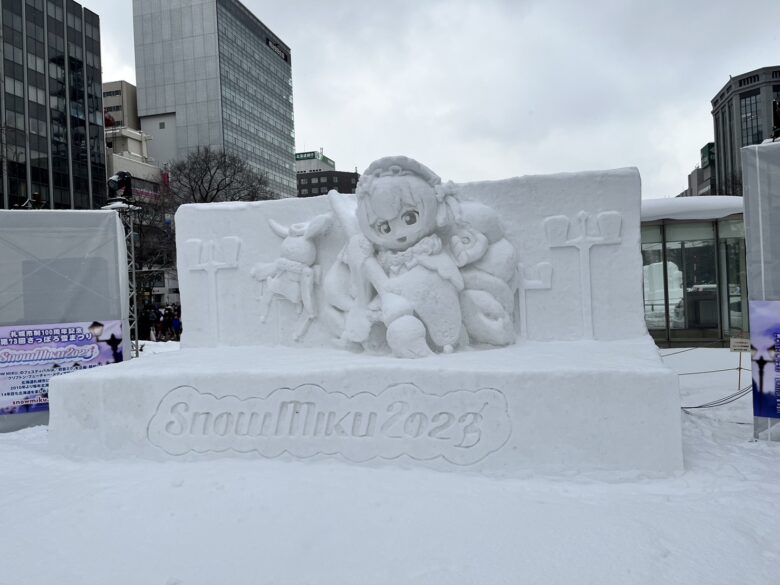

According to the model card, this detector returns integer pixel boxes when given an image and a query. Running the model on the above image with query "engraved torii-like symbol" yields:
[184,237,241,344]
[544,210,622,339]
[516,262,552,339]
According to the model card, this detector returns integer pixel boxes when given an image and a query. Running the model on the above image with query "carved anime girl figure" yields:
[327,157,465,358]
[324,155,519,358]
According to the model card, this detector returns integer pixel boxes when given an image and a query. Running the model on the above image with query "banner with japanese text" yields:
[749,301,780,419]
[0,320,123,415]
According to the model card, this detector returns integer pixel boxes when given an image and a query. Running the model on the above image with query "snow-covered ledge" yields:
[49,159,683,476]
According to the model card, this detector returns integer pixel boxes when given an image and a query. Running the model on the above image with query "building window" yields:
[740,90,763,147]
[738,74,759,87]
[159,121,165,129]
[642,222,723,341]
[301,188,308,195]
[300,177,308,184]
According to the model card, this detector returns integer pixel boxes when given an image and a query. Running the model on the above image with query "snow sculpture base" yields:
[49,337,683,475]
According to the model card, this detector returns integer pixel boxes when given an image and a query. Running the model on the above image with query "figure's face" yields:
[368,206,431,250]
[358,176,437,251]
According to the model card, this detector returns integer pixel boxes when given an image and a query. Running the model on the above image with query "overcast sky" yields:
[82,0,780,199]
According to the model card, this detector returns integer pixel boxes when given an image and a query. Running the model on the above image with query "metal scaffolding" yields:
[103,199,141,358]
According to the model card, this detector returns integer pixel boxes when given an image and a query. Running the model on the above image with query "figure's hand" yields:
[450,228,489,267]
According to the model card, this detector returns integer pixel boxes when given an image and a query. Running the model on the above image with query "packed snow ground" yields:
[2,345,779,585]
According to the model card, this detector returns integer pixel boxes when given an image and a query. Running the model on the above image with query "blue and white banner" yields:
[0,320,123,416]
[749,301,780,419]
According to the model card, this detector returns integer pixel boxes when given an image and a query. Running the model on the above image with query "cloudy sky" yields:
[82,0,779,199]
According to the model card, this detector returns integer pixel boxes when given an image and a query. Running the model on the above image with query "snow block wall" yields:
[50,162,684,475]
[175,167,646,348]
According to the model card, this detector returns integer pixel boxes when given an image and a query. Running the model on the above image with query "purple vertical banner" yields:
[749,301,780,419]
[0,320,123,416]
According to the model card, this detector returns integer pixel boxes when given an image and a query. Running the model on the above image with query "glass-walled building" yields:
[641,196,746,346]
[0,0,105,210]
[133,0,296,198]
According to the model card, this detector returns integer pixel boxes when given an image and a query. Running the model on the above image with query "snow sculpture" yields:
[251,214,331,341]
[544,211,622,339]
[48,160,685,476]
[517,262,553,339]
[183,236,241,345]
[323,156,518,358]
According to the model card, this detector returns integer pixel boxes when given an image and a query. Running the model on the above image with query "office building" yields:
[295,150,359,197]
[679,143,715,197]
[1,0,106,210]
[133,0,296,198]
[103,80,139,130]
[295,150,335,173]
[105,126,160,200]
[711,66,780,194]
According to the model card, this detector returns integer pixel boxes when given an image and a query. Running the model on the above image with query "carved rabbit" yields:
[251,213,331,340]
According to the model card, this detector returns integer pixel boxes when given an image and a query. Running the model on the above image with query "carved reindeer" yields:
[251,214,331,341]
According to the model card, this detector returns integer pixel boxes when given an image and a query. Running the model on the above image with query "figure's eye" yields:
[376,221,391,235]
[402,210,419,225]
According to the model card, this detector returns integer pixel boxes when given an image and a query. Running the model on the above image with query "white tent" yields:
[0,210,128,432]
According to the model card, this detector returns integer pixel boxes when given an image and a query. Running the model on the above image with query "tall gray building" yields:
[711,66,780,194]
[0,0,106,210]
[132,0,296,198]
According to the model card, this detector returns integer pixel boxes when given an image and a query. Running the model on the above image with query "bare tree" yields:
[132,187,177,303]
[131,148,275,304]
[167,146,274,204]
[136,190,176,269]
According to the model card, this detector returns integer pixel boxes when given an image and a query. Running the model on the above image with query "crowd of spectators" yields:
[139,303,182,342]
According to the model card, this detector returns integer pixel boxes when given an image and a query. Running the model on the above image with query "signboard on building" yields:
[700,142,715,169]
[266,38,289,62]
[295,151,336,169]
